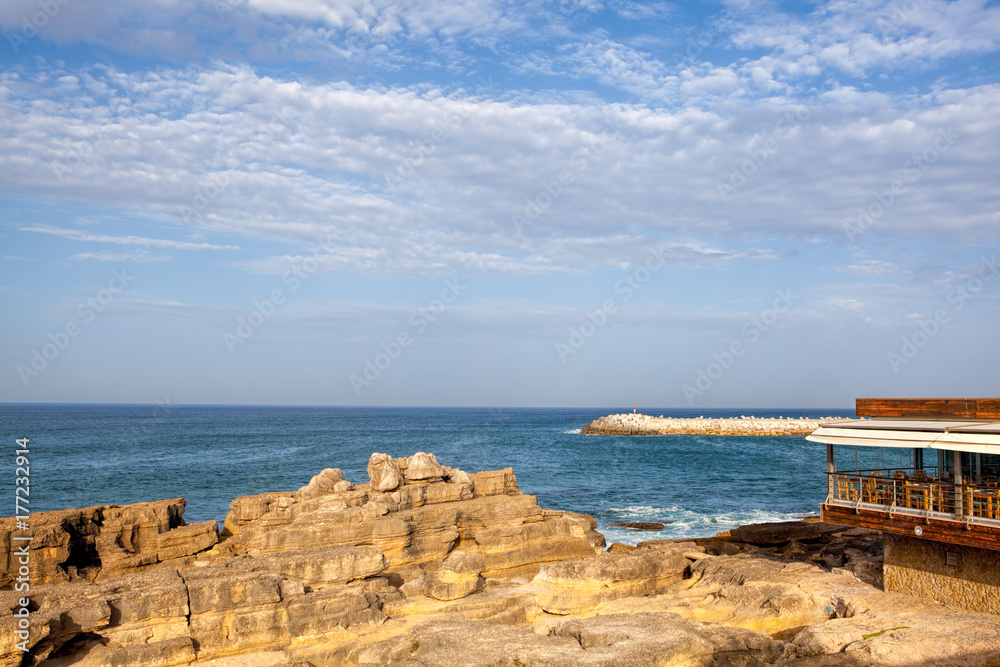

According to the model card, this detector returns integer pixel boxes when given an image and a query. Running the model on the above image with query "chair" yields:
[837,475,858,502]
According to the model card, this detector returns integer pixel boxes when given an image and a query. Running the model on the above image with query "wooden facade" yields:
[814,398,1000,553]
[814,399,1000,614]
[856,397,1000,420]
[822,503,1000,552]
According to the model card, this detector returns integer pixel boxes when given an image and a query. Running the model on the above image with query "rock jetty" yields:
[2,452,999,666]
[581,413,835,436]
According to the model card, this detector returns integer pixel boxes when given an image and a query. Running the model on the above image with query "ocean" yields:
[1,405,858,546]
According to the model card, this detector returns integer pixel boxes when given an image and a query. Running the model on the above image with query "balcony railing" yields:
[827,468,1000,527]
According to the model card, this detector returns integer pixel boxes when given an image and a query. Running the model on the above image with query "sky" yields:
[0,0,998,409]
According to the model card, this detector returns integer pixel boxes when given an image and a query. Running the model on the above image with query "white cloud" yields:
[1,63,998,276]
[71,250,173,262]
[730,0,1000,79]
[22,225,240,250]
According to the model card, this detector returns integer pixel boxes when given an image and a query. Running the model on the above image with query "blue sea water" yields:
[0,405,859,546]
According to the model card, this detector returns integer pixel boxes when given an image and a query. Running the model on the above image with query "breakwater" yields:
[581,413,836,436]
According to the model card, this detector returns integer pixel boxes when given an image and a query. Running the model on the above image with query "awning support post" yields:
[826,443,834,503]
[954,450,964,520]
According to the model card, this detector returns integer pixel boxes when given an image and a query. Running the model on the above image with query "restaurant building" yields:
[807,398,1000,614]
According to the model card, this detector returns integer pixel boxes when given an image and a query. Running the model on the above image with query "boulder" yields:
[422,551,486,601]
[470,467,518,497]
[296,468,349,499]
[367,453,403,492]
[404,452,446,483]
[609,521,665,530]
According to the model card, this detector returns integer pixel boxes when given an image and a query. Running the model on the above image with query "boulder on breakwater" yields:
[581,412,837,436]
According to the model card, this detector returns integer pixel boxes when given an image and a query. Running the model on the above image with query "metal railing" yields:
[827,468,1000,527]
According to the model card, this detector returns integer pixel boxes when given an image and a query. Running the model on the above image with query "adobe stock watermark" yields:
[555,244,672,363]
[682,289,796,403]
[16,268,134,386]
[511,115,623,235]
[717,94,821,202]
[844,127,958,243]
[6,0,72,54]
[12,436,33,652]
[887,255,998,373]
[349,278,467,394]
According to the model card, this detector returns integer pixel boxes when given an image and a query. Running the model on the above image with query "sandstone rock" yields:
[470,467,518,497]
[230,479,601,575]
[721,541,742,556]
[223,492,297,537]
[7,456,1000,667]
[422,551,486,601]
[40,637,197,667]
[533,544,689,614]
[256,546,388,589]
[296,468,348,499]
[367,453,403,492]
[353,613,782,667]
[728,520,842,546]
[442,466,474,487]
[404,452,446,483]
[0,500,217,587]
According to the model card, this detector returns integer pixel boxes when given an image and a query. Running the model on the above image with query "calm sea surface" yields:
[0,405,860,546]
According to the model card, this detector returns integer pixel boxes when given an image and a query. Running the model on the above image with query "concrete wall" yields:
[883,533,1000,615]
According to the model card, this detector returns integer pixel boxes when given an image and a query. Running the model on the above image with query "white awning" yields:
[806,418,1000,454]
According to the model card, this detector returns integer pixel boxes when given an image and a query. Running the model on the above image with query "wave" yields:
[595,505,814,546]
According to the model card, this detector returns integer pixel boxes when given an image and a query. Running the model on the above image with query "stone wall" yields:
[883,533,1000,614]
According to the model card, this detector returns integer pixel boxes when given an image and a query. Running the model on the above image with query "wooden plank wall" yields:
[856,398,1000,419]
[822,504,1000,552]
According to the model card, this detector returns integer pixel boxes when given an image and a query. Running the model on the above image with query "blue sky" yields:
[1,0,998,408]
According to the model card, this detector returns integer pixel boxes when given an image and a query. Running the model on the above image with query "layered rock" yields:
[0,545,394,666]
[0,454,606,666]
[0,499,218,587]
[581,413,836,436]
[223,455,602,575]
[4,457,1000,667]
[422,551,486,601]
[533,542,692,614]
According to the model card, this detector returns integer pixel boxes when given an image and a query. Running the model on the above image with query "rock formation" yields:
[0,499,218,587]
[581,413,839,436]
[1,455,999,666]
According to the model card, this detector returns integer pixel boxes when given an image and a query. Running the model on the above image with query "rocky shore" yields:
[581,413,838,436]
[2,452,999,666]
